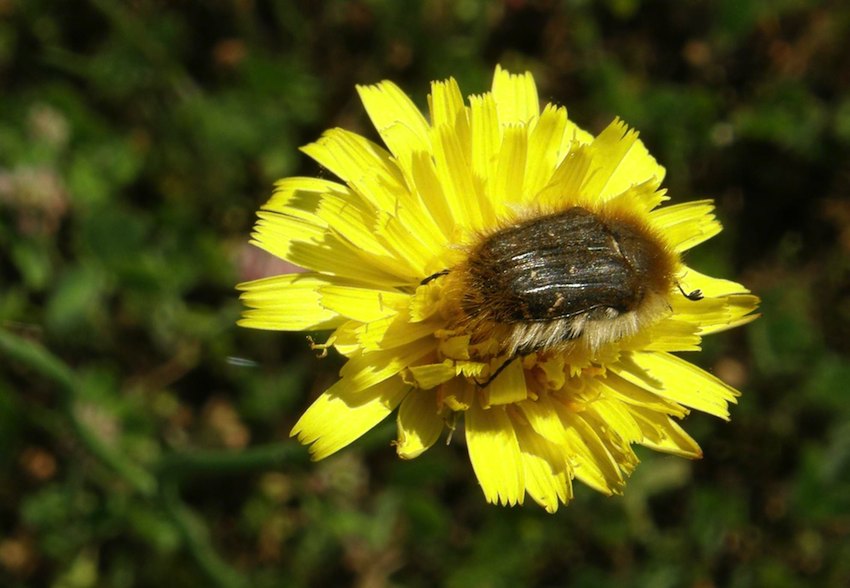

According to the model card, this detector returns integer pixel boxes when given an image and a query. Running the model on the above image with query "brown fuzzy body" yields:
[441,206,677,355]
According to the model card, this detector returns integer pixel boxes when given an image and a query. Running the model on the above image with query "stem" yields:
[0,328,157,496]
[157,442,309,479]
[161,481,249,588]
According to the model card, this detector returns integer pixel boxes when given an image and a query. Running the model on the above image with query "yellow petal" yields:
[483,357,528,406]
[491,64,539,125]
[396,388,444,459]
[534,143,593,209]
[630,319,702,352]
[311,189,392,259]
[265,176,348,211]
[605,179,669,213]
[628,405,703,458]
[579,408,639,477]
[469,93,501,205]
[431,123,488,232]
[407,361,457,389]
[536,355,567,390]
[409,280,442,323]
[291,376,410,460]
[583,118,666,201]
[319,97,448,259]
[465,402,525,506]
[429,77,470,152]
[566,410,627,493]
[355,313,436,351]
[588,392,643,444]
[356,80,431,169]
[251,210,413,285]
[330,320,362,358]
[237,273,343,331]
[561,114,595,149]
[677,266,751,297]
[406,150,455,238]
[524,104,569,199]
[671,269,761,336]
[303,129,447,262]
[440,376,474,411]
[613,351,738,420]
[265,177,388,259]
[339,339,435,392]
[491,124,528,212]
[300,128,403,211]
[373,211,434,277]
[319,285,409,323]
[254,192,413,280]
[515,423,572,513]
[697,298,761,335]
[598,372,688,418]
[517,392,569,447]
[438,334,471,360]
[650,200,722,252]
[550,398,622,495]
[455,360,487,379]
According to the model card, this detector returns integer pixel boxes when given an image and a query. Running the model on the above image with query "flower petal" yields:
[534,143,593,209]
[588,392,644,445]
[583,118,666,201]
[465,403,525,506]
[291,376,410,460]
[339,339,435,391]
[265,177,388,259]
[431,123,488,233]
[484,358,528,406]
[650,200,722,252]
[429,77,470,153]
[301,128,403,211]
[251,209,413,285]
[550,398,623,494]
[612,351,738,420]
[491,64,539,124]
[470,93,501,207]
[628,404,703,458]
[524,104,569,199]
[517,392,569,446]
[579,408,639,477]
[678,267,751,298]
[355,313,437,351]
[597,372,688,418]
[396,388,444,459]
[629,318,702,352]
[318,285,409,323]
[491,124,528,212]
[237,273,345,331]
[356,80,432,167]
[407,361,457,389]
[515,423,572,513]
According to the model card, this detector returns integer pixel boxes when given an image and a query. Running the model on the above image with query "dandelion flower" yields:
[238,66,759,512]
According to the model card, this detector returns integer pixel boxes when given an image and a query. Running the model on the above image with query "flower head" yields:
[238,66,759,512]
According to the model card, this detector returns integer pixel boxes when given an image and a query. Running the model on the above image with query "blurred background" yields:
[2,0,850,586]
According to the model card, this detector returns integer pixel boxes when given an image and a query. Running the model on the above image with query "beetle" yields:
[426,205,702,383]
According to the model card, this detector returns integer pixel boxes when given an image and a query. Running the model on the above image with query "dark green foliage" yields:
[2,1,849,586]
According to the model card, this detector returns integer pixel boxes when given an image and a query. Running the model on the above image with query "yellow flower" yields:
[238,65,759,512]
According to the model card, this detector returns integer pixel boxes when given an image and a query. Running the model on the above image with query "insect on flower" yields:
[437,205,706,384]
[238,65,760,512]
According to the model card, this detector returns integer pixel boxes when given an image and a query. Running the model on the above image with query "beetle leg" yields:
[420,269,450,285]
